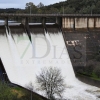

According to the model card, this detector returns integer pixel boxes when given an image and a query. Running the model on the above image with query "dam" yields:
[0,14,100,99]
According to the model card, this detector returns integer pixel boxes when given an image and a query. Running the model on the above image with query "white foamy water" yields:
[0,27,100,100]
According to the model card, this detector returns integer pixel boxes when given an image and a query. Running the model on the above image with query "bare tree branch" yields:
[36,67,66,100]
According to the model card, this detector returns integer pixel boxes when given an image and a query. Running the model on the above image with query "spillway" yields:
[0,23,100,100]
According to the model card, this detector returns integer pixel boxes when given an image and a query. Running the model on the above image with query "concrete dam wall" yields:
[62,17,100,31]
[64,31,100,67]
[0,16,100,72]
[62,17,100,69]
[0,15,100,99]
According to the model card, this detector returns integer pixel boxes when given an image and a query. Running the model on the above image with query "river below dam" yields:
[0,22,100,100]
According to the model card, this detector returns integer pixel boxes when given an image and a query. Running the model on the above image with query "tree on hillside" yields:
[25,2,35,9]
[64,7,75,14]
[36,67,65,100]
[49,7,59,14]
[37,2,45,14]
[18,0,100,15]
[37,8,43,14]
[94,1,100,14]
[37,2,44,8]
[25,2,38,14]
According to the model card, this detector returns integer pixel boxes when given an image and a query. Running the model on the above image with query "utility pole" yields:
[30,6,31,15]
[63,4,64,15]
[30,5,31,22]
[91,9,92,16]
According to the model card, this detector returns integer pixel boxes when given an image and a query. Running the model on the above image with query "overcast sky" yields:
[0,0,65,9]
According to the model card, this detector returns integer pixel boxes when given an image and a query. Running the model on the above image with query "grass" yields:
[0,82,46,100]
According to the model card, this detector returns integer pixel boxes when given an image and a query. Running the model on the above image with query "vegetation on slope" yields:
[0,0,100,14]
[75,58,100,81]
[0,82,46,100]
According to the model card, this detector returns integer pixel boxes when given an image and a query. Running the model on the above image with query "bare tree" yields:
[37,2,44,8]
[36,67,65,100]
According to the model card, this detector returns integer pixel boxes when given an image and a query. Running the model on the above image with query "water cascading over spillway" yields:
[0,24,100,100]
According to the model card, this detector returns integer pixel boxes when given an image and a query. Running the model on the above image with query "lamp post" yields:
[29,5,31,23]
[63,4,64,15]
[91,8,92,16]
[30,6,31,15]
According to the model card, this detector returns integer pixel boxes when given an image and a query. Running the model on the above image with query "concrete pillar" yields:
[56,17,62,28]
[87,17,89,31]
[22,17,31,42]
[62,17,64,29]
[95,18,100,28]
[94,17,96,29]
[56,17,59,24]
[22,17,29,26]
[42,17,46,32]
[62,17,75,31]
[5,17,8,26]
[88,18,94,29]
[5,17,9,33]
[42,17,46,26]
[73,17,75,31]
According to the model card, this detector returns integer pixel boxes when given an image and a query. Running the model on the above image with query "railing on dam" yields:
[0,13,100,17]
[0,13,100,31]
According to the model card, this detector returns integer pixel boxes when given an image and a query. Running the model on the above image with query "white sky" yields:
[0,0,65,9]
